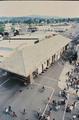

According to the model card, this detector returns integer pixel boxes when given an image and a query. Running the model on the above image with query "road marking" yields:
[62,94,69,120]
[0,79,10,87]
[42,89,54,117]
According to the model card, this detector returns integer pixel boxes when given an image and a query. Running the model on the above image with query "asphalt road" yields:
[0,60,68,120]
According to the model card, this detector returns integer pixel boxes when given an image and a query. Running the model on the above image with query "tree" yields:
[0,24,4,32]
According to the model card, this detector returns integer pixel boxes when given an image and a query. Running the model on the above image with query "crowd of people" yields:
[39,61,79,120]
[66,62,79,96]
[65,62,79,120]
[4,106,17,117]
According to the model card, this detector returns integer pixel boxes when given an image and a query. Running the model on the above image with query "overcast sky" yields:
[0,1,79,17]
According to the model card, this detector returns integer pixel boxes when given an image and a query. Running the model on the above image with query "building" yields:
[50,23,72,32]
[0,32,71,84]
[37,25,52,31]
[14,23,28,35]
[4,23,12,32]
[36,24,72,32]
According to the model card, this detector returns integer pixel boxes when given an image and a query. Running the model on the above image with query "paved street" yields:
[0,60,78,120]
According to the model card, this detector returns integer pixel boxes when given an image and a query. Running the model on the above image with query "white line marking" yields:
[42,89,54,117]
[62,94,69,120]
[0,79,10,87]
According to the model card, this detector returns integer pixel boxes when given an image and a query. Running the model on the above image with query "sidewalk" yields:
[58,62,74,90]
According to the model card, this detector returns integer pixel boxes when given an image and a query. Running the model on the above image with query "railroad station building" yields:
[0,31,71,84]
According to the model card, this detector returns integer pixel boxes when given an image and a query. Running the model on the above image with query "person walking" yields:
[66,83,69,89]
[76,89,78,94]
[8,106,12,112]
[23,108,26,115]
[73,101,76,109]
[12,112,17,117]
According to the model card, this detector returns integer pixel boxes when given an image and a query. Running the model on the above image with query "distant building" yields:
[37,25,52,31]
[50,24,72,32]
[4,23,12,33]
[14,23,28,35]
[36,24,72,32]
[27,26,38,32]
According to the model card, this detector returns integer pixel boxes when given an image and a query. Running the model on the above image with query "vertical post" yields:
[30,73,34,84]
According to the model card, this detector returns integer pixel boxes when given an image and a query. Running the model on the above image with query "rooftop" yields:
[0,32,71,76]
[10,31,55,40]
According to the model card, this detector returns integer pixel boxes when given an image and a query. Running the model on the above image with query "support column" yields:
[30,73,34,84]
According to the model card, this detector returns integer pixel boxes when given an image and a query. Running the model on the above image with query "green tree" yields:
[0,24,4,32]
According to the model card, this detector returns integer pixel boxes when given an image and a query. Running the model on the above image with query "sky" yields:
[0,1,79,18]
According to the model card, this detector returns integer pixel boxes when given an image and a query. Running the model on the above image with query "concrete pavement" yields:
[58,62,74,90]
[0,60,76,120]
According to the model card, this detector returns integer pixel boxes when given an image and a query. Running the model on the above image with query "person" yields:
[76,89,78,94]
[63,89,66,96]
[66,83,69,89]
[77,114,79,118]
[47,115,50,120]
[61,99,65,105]
[8,106,12,112]
[64,88,66,91]
[66,106,71,112]
[72,115,76,120]
[37,111,40,118]
[66,71,70,76]
[70,105,73,111]
[23,108,26,114]
[42,86,45,90]
[19,90,22,92]
[39,108,41,113]
[5,107,8,113]
[12,112,17,117]
[48,97,50,101]
[66,93,69,100]
[72,101,76,109]
[52,100,56,106]
[59,91,62,97]
[41,86,45,92]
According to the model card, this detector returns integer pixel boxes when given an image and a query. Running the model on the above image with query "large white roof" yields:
[0,33,71,76]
